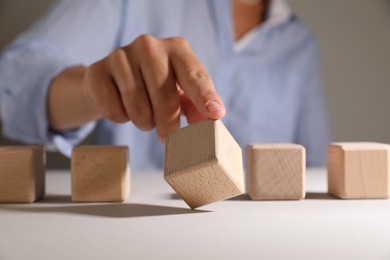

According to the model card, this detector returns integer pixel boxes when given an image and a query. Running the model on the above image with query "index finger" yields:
[167,38,226,119]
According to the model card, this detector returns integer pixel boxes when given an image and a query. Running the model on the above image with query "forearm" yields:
[48,67,101,131]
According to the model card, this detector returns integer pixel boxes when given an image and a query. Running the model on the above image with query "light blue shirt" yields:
[0,0,330,170]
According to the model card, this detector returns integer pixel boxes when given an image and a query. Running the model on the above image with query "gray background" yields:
[1,0,390,168]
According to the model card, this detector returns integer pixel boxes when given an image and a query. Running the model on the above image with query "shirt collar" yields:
[263,0,293,29]
[232,0,293,53]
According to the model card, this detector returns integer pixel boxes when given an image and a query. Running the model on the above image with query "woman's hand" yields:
[83,35,225,140]
[49,35,225,141]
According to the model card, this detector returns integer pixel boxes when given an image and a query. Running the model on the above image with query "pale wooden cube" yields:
[246,144,306,200]
[164,119,245,209]
[328,142,390,199]
[71,146,130,202]
[0,146,45,203]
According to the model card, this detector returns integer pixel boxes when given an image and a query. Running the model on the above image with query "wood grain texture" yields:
[71,146,130,202]
[328,142,390,199]
[246,144,306,200]
[164,119,245,209]
[0,146,45,203]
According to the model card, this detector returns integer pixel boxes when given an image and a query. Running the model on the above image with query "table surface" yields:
[1,168,390,260]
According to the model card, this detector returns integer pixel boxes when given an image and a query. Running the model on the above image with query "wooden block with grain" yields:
[246,144,306,200]
[71,146,130,202]
[0,146,45,203]
[328,142,390,199]
[164,119,245,209]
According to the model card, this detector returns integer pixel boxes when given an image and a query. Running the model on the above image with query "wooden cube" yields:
[0,146,45,203]
[71,146,130,202]
[246,144,306,200]
[328,142,390,199]
[164,119,245,209]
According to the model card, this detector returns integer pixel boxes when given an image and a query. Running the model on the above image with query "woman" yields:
[0,0,329,170]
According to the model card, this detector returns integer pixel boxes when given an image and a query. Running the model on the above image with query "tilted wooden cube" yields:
[71,146,130,202]
[328,142,390,199]
[246,144,306,200]
[164,119,245,209]
[0,146,45,203]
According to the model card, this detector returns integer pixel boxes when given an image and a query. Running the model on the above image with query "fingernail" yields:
[207,101,223,112]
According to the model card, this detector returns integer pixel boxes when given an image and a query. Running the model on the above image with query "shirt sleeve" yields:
[0,0,124,156]
[295,39,331,167]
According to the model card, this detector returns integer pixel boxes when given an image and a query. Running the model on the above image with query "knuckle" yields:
[108,48,127,66]
[185,68,211,85]
[137,34,155,43]
[110,48,126,62]
[119,67,133,80]
[86,62,101,77]
[136,34,160,54]
[109,49,133,77]
[167,36,188,47]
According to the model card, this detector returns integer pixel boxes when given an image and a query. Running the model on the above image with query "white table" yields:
[0,169,390,260]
